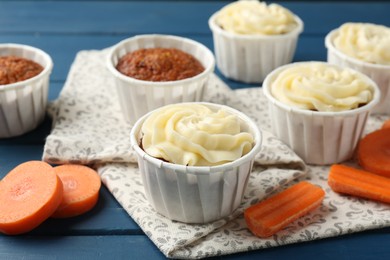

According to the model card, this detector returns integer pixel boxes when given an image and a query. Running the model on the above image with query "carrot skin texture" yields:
[328,164,390,204]
[357,128,390,178]
[244,181,325,238]
[51,164,101,218]
[0,161,63,235]
[382,120,390,129]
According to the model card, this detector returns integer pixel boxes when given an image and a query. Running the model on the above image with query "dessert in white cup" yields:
[263,61,380,165]
[326,22,390,114]
[130,102,262,223]
[0,43,53,138]
[209,0,303,83]
[106,34,215,125]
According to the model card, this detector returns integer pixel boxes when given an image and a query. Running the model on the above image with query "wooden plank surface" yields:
[1,1,389,34]
[0,231,390,259]
[0,235,165,259]
[1,1,390,259]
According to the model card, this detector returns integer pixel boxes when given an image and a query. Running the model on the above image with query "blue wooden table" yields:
[1,1,390,259]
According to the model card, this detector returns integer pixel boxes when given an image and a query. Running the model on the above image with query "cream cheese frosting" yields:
[333,23,390,65]
[141,103,254,166]
[271,62,374,112]
[215,0,298,35]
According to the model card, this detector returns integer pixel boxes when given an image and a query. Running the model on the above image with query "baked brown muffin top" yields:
[116,48,204,82]
[0,56,44,85]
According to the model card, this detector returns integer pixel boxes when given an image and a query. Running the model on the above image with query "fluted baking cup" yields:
[0,44,53,138]
[106,34,215,125]
[208,12,303,84]
[130,102,262,223]
[326,29,390,114]
[263,62,380,165]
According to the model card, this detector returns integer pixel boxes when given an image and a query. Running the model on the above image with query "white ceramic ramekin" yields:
[326,29,390,114]
[0,44,53,138]
[208,11,303,83]
[130,102,262,223]
[106,34,215,125]
[263,62,380,165]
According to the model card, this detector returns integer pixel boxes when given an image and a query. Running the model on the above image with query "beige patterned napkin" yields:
[43,49,390,259]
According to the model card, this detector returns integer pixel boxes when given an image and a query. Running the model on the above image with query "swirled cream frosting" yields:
[333,23,390,65]
[271,63,374,112]
[215,0,298,35]
[141,103,254,166]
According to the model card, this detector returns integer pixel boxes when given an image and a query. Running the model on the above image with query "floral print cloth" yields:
[43,50,390,259]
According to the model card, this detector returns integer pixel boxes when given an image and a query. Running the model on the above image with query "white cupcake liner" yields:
[208,12,303,83]
[0,44,53,138]
[106,34,215,125]
[263,62,380,165]
[130,102,262,223]
[325,29,390,114]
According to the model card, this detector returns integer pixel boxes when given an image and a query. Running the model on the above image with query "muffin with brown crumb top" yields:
[0,44,53,138]
[0,56,43,85]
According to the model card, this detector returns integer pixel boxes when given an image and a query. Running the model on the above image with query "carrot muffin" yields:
[0,43,53,138]
[0,56,43,85]
[263,61,380,165]
[116,48,205,82]
[107,34,215,125]
[208,0,303,83]
[130,102,261,223]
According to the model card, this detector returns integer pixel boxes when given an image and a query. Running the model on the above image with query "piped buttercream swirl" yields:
[215,0,298,35]
[271,62,374,112]
[141,103,254,166]
[333,23,390,65]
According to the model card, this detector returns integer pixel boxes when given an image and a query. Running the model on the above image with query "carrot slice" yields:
[0,161,63,235]
[328,164,390,204]
[382,120,390,129]
[357,128,390,178]
[244,181,325,238]
[51,164,101,218]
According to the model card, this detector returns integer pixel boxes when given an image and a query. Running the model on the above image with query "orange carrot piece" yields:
[51,164,101,218]
[357,128,390,178]
[0,161,63,235]
[328,164,390,204]
[244,181,325,238]
[382,120,390,129]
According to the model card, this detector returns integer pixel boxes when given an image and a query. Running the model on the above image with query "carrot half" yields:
[328,164,390,204]
[51,164,101,218]
[357,128,390,178]
[0,161,63,235]
[244,181,325,238]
